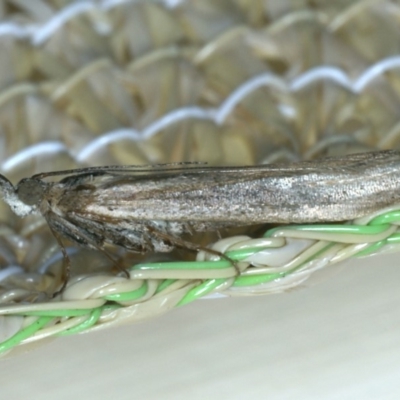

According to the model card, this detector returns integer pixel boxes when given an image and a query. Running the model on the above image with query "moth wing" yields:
[56,149,400,204]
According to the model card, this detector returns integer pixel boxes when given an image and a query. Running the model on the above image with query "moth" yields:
[1,150,400,291]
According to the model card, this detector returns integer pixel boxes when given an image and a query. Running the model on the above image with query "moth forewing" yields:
[50,149,400,226]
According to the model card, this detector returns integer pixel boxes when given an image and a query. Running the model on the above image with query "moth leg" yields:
[45,212,129,295]
[47,225,71,298]
[147,227,241,275]
[68,226,130,279]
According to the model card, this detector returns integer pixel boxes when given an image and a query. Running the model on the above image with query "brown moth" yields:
[1,150,400,291]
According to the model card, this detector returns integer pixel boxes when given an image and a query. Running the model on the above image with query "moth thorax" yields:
[16,178,45,206]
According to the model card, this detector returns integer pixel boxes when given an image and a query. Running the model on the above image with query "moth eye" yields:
[16,179,45,206]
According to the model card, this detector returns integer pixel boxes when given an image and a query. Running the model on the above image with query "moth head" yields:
[16,178,46,207]
[8,178,47,216]
[0,175,45,217]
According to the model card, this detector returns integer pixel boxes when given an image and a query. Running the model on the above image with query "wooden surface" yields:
[2,253,400,400]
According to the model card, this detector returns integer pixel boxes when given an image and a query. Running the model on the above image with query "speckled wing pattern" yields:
[53,150,400,222]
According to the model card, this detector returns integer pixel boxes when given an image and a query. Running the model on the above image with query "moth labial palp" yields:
[0,150,400,294]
